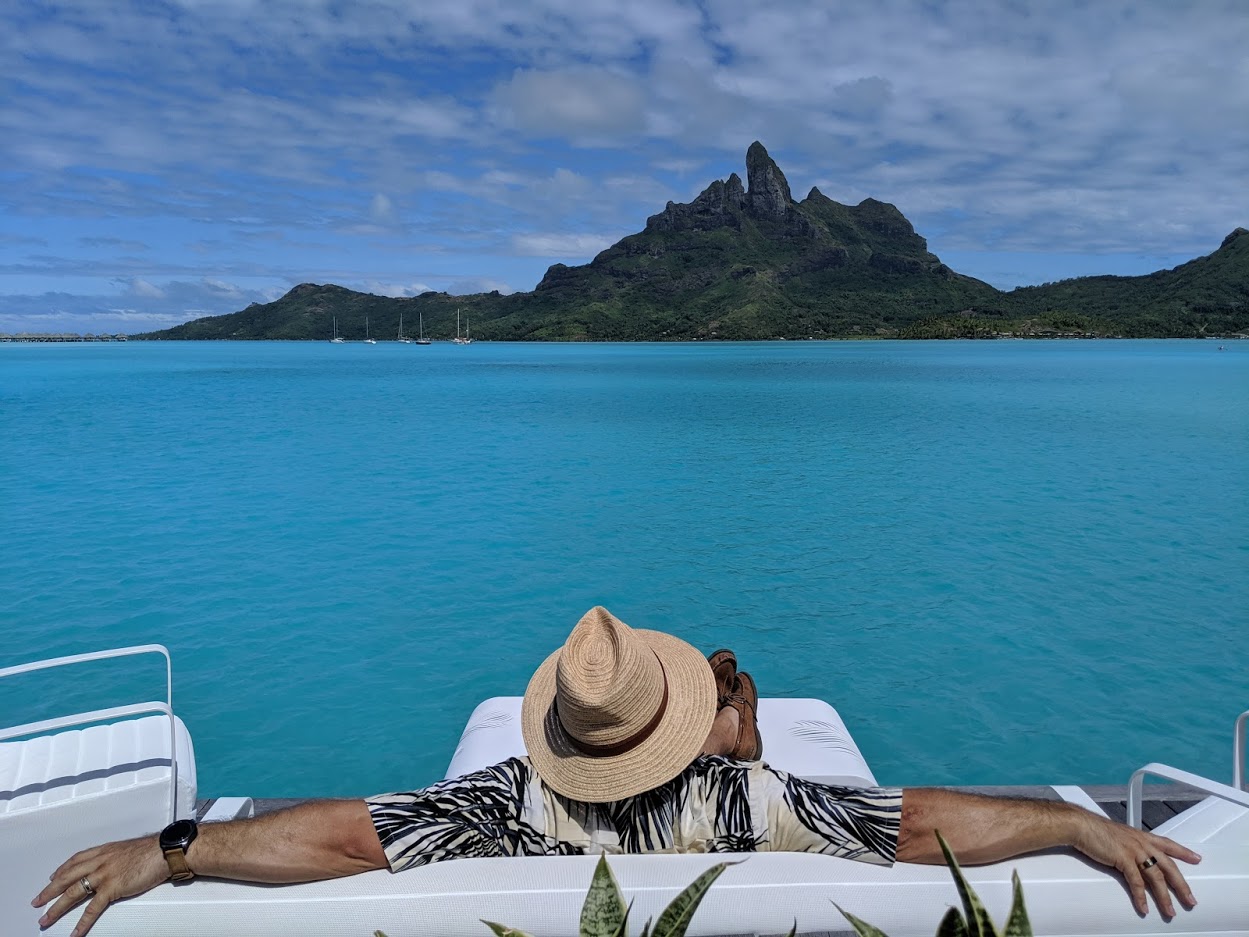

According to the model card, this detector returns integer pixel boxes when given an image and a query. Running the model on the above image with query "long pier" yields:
[0,333,128,342]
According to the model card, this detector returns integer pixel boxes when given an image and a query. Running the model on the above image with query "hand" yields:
[32,835,170,937]
[1072,814,1201,917]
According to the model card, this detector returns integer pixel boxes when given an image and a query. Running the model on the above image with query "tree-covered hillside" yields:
[139,146,1248,341]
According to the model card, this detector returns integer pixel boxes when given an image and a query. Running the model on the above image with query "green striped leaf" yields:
[935,906,970,937]
[832,903,892,937]
[1002,871,1033,937]
[936,831,1000,937]
[580,855,629,937]
[650,861,735,937]
[482,921,536,937]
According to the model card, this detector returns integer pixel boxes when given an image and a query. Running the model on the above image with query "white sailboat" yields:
[452,308,473,345]
[330,317,344,344]
[363,317,376,344]
[415,312,431,345]
[397,313,414,344]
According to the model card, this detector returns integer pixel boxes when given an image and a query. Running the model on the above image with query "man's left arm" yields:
[897,788,1200,917]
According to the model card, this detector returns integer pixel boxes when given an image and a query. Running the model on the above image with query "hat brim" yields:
[521,629,717,803]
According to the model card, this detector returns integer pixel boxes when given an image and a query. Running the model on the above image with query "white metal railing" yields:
[0,645,180,824]
[1234,710,1248,792]
[1127,763,1249,830]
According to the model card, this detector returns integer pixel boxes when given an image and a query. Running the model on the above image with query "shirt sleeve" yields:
[366,757,554,872]
[756,763,902,864]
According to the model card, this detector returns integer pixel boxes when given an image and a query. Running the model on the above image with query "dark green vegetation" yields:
[139,144,1248,341]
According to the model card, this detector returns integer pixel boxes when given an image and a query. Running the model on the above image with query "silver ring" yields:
[1140,856,1159,871]
[80,876,95,896]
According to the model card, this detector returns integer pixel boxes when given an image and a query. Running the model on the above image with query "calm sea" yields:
[1,340,1245,797]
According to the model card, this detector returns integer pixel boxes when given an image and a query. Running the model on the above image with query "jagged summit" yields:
[744,141,792,219]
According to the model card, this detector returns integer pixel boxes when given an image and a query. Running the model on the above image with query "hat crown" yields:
[554,606,666,750]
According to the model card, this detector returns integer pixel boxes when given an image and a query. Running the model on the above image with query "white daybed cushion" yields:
[447,696,878,787]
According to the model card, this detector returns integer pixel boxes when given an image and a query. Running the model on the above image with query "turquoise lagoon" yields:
[1,340,1245,797]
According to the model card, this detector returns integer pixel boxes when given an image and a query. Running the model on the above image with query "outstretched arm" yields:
[34,799,386,937]
[896,788,1200,918]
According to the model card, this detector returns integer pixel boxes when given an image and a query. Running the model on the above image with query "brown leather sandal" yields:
[725,671,762,761]
[707,649,737,705]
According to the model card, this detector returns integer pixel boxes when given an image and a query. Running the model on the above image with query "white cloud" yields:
[369,193,395,224]
[510,232,614,258]
[448,277,513,295]
[491,68,647,142]
[354,280,436,297]
[2,0,1246,301]
[128,278,165,298]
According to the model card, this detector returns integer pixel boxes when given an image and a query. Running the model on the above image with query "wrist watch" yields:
[159,818,199,882]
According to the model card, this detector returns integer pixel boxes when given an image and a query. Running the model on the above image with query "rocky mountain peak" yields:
[745,141,793,220]
[1221,227,1248,249]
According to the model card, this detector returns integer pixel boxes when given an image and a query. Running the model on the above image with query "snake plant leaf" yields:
[782,921,797,937]
[832,903,892,937]
[650,861,734,937]
[1002,871,1033,937]
[580,854,629,937]
[936,831,999,937]
[639,919,651,937]
[935,906,971,937]
[482,921,537,937]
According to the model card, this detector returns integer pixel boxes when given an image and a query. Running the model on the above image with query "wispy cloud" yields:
[2,0,1246,328]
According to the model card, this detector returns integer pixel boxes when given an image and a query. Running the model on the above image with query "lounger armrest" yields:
[1234,710,1248,791]
[1127,763,1249,829]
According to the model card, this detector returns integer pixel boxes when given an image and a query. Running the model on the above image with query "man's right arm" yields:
[34,799,386,937]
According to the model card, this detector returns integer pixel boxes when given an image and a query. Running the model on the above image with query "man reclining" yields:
[35,606,1198,937]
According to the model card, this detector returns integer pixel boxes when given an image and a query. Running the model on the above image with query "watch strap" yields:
[162,844,195,882]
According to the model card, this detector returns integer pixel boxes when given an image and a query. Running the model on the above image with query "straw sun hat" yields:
[521,606,717,803]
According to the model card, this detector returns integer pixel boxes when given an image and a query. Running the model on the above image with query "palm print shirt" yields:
[367,755,902,872]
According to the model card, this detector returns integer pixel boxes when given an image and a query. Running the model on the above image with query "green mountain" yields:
[139,144,1248,341]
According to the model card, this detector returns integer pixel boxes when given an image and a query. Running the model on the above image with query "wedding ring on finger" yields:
[1139,856,1159,871]
[80,876,95,896]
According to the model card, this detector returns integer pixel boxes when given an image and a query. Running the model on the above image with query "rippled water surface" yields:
[2,340,1245,797]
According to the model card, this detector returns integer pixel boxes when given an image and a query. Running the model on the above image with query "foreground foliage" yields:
[836,832,1032,937]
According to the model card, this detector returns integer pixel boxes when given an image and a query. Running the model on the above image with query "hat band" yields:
[561,657,670,758]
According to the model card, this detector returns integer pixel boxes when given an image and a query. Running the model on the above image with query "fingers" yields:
[34,874,112,937]
[33,850,100,908]
[37,884,88,930]
[1154,832,1202,867]
[1141,862,1176,918]
[35,873,107,933]
[1156,852,1197,910]
[67,894,111,937]
[1119,860,1150,917]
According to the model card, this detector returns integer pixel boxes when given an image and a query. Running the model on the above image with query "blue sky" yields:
[2,0,1247,334]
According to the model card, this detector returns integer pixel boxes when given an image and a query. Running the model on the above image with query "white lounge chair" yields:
[0,646,197,934]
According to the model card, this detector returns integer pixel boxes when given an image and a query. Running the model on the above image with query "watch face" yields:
[160,818,198,849]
